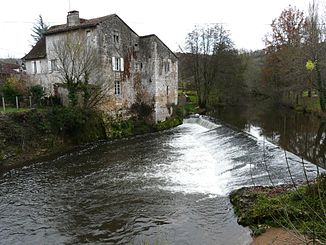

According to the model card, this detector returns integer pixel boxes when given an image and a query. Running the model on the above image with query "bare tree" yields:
[185,24,236,108]
[52,33,112,108]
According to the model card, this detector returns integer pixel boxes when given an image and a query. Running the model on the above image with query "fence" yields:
[1,95,61,112]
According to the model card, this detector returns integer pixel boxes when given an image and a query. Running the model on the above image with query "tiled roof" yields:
[45,14,115,35]
[22,37,46,60]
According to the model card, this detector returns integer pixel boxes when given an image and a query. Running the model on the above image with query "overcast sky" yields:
[0,0,320,58]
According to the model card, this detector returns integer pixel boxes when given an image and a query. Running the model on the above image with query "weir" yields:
[183,115,221,130]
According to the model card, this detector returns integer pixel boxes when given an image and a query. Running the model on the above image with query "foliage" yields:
[0,76,28,105]
[176,90,199,117]
[31,15,49,44]
[154,117,182,131]
[261,3,326,113]
[306,60,315,71]
[47,107,106,143]
[263,5,307,101]
[130,100,154,120]
[240,51,265,95]
[29,85,44,106]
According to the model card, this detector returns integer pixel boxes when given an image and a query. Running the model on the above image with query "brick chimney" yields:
[67,10,80,26]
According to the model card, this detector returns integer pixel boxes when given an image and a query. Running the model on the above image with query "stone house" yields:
[23,10,178,122]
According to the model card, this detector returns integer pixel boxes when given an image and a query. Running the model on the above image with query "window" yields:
[51,59,58,72]
[112,57,124,71]
[167,85,169,96]
[113,31,120,44]
[164,61,170,73]
[135,63,140,72]
[48,59,58,73]
[134,43,139,52]
[33,61,37,74]
[114,81,121,95]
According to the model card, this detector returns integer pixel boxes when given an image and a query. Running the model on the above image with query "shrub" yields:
[48,107,106,143]
[29,85,44,106]
[130,100,154,120]
[155,117,182,131]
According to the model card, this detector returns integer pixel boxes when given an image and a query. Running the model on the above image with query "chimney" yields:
[67,10,80,26]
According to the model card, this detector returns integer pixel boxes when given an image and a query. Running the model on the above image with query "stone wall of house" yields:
[97,16,140,117]
[138,36,156,108]
[25,58,54,96]
[140,35,178,122]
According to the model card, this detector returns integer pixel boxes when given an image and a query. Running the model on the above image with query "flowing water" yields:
[0,117,318,245]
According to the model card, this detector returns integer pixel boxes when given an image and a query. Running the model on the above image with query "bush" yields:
[155,117,182,131]
[131,101,154,120]
[48,107,106,143]
[29,85,44,106]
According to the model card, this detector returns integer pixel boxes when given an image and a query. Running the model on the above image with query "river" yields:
[0,116,319,245]
[213,102,326,169]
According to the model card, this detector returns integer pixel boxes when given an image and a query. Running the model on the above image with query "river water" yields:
[0,117,319,245]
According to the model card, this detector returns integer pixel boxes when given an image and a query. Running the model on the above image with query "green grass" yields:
[176,90,199,117]
[0,107,30,113]
[230,174,326,241]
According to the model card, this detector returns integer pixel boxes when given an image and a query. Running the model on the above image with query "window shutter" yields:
[48,60,52,73]
[120,58,124,71]
[33,61,37,74]
[112,57,116,71]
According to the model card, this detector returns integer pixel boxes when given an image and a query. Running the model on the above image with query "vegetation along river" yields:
[0,116,320,245]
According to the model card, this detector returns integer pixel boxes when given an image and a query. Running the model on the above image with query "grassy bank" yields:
[176,90,200,117]
[0,107,182,173]
[230,174,326,243]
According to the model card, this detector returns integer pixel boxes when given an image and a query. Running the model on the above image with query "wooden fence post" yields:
[2,97,5,112]
[16,96,19,109]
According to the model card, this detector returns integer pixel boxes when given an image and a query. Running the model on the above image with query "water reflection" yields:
[213,102,326,169]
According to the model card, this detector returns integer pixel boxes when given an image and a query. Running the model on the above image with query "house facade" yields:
[23,11,178,122]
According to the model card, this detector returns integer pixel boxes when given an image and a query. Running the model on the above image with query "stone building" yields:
[23,11,178,122]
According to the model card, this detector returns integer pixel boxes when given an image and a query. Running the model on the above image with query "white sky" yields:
[0,0,319,58]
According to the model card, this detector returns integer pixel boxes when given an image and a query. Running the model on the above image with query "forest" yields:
[179,3,326,115]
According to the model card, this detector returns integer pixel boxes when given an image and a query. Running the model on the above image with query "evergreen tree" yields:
[31,15,49,44]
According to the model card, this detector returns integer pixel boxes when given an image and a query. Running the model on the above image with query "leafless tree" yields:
[52,33,112,108]
[185,24,236,108]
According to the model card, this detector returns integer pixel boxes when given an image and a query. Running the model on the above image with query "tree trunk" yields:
[316,62,326,111]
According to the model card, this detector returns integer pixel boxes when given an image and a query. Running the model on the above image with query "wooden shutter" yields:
[120,58,124,71]
[48,60,52,73]
[112,57,116,71]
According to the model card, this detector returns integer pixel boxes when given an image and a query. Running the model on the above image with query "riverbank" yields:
[230,176,326,244]
[251,227,306,245]
[0,108,182,174]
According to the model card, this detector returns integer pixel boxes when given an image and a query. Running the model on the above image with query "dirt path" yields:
[251,228,306,245]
